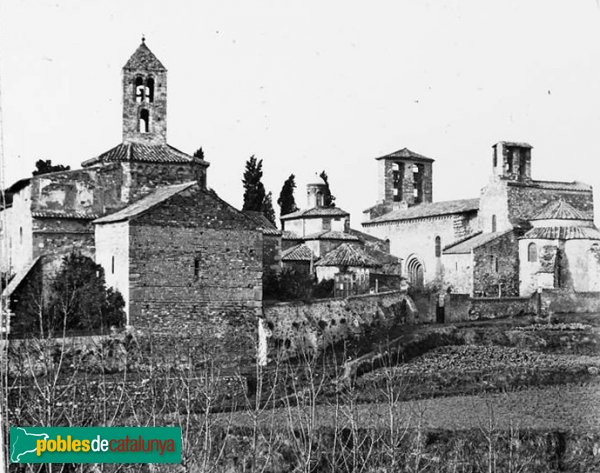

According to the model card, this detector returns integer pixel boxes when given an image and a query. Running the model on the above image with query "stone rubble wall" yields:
[263,291,416,358]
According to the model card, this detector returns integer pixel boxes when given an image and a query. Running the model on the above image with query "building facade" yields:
[2,41,263,349]
[362,141,600,297]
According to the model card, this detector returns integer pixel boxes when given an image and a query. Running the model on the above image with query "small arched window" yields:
[491,215,497,233]
[193,255,201,280]
[528,242,537,262]
[435,236,441,258]
[135,76,145,103]
[111,256,115,274]
[19,227,23,245]
[316,191,323,207]
[146,77,155,103]
[139,109,150,133]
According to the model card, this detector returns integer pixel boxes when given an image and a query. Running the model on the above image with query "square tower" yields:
[376,148,434,208]
[492,141,532,182]
[122,38,168,144]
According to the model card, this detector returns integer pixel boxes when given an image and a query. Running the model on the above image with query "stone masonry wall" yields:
[31,164,125,217]
[473,230,519,297]
[127,186,263,365]
[541,289,600,314]
[263,291,415,358]
[263,234,282,272]
[364,212,478,285]
[33,218,95,261]
[128,226,262,366]
[507,183,593,226]
[126,161,205,203]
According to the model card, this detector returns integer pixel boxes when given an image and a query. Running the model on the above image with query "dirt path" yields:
[223,382,600,432]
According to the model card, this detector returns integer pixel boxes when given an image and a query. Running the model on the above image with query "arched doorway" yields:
[406,255,424,289]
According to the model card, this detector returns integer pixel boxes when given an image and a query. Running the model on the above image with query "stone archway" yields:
[406,255,424,289]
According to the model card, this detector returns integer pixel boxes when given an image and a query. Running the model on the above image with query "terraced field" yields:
[225,382,600,432]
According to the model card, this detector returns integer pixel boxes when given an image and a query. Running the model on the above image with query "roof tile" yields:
[82,142,208,167]
[443,230,511,254]
[280,206,349,221]
[94,182,195,224]
[375,147,434,162]
[364,198,479,225]
[315,243,381,268]
[281,244,316,262]
[531,200,592,221]
[522,226,600,240]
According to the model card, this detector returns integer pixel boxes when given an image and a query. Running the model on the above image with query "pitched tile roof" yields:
[1,257,41,298]
[522,226,600,241]
[531,200,592,221]
[280,206,349,221]
[375,147,434,162]
[508,180,592,192]
[81,142,209,167]
[282,230,302,240]
[243,211,281,236]
[315,243,381,268]
[303,231,360,241]
[364,198,479,225]
[364,246,401,265]
[346,227,388,244]
[443,230,512,255]
[94,182,195,224]
[281,244,316,262]
[123,41,166,71]
[32,211,100,219]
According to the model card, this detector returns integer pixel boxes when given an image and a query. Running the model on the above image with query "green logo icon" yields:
[10,427,182,464]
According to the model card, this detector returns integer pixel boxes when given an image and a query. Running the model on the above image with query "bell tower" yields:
[492,141,532,182]
[122,38,167,144]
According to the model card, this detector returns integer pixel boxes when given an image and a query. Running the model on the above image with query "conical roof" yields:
[123,40,166,71]
[531,199,591,221]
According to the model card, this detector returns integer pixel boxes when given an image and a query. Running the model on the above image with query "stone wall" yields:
[263,234,282,272]
[31,164,125,217]
[364,212,478,285]
[469,296,533,319]
[541,289,600,314]
[127,186,263,365]
[478,179,510,233]
[378,158,433,208]
[263,291,415,358]
[122,66,168,145]
[412,292,534,324]
[126,161,204,203]
[443,253,473,294]
[473,230,519,297]
[33,217,95,262]
[506,183,593,225]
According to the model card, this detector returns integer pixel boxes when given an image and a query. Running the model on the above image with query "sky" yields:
[1,0,600,224]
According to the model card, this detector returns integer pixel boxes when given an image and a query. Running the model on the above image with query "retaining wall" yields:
[263,291,415,358]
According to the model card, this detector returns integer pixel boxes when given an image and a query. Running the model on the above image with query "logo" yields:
[10,427,182,464]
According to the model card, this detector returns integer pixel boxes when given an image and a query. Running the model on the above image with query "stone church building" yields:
[362,142,600,297]
[1,40,263,348]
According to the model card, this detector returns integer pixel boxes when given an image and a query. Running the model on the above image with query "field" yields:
[8,313,600,472]
[204,314,600,472]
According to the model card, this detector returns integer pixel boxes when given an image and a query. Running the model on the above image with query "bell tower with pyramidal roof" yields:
[122,37,168,144]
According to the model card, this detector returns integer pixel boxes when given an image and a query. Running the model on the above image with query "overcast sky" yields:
[1,0,600,224]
